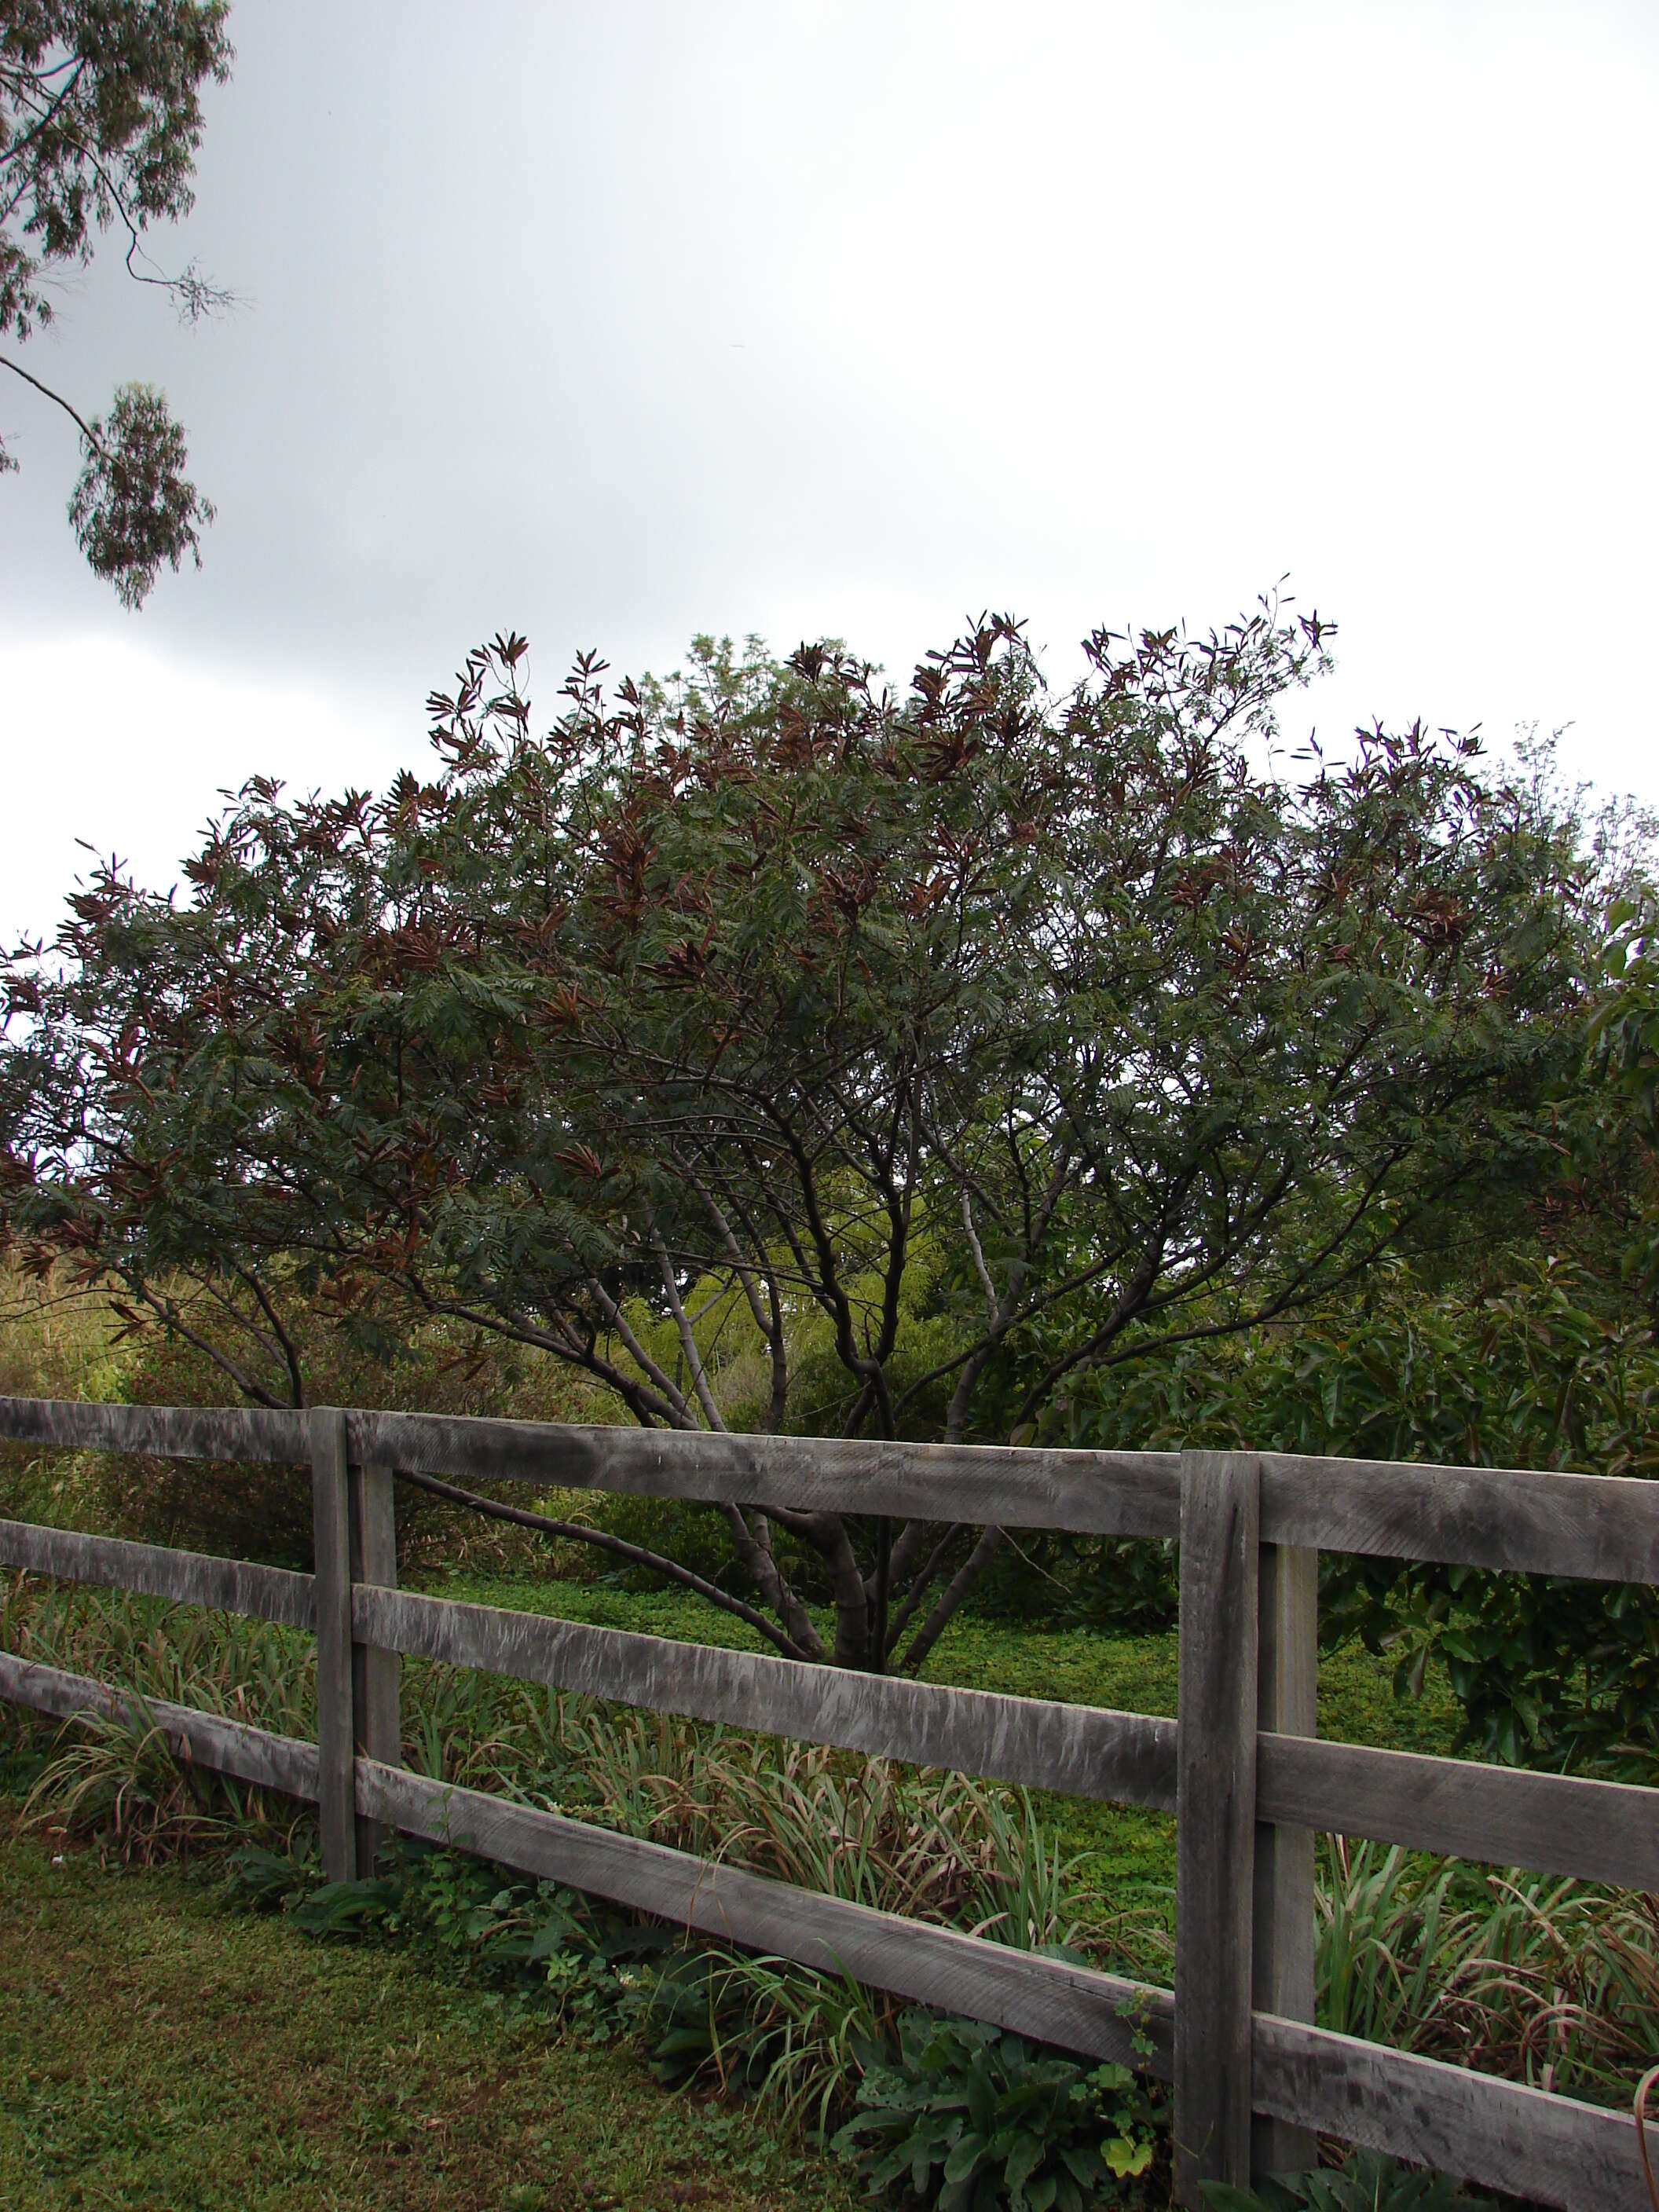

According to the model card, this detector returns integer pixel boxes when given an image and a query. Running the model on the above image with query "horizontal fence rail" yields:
[1258,1730,1658,1893]
[1249,2012,1646,2212]
[0,1517,316,1631]
[6,1512,1651,1892]
[354,1582,1181,1808]
[1,1394,1654,2208]
[1256,1450,1659,1583]
[8,1394,1659,1577]
[0,1649,320,1801]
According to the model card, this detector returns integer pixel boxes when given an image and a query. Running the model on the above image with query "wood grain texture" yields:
[354,1756,1176,2074]
[309,1407,356,1884]
[353,1584,1179,1807]
[0,1649,320,1800]
[346,1408,1182,1537]
[0,1518,314,1628]
[1174,1450,1262,2206]
[1252,1542,1317,2180]
[348,1459,401,1874]
[1253,2009,1649,2210]
[1260,1451,1659,1584]
[1257,1731,1659,1892]
[6,1395,1658,1580]
[0,1395,307,1465]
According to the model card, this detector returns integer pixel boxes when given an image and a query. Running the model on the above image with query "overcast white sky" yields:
[2,0,1656,944]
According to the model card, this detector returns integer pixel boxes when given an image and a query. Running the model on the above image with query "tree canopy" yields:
[1,0,229,602]
[0,600,1606,1668]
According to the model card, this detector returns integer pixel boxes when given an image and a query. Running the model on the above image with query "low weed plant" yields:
[831,2010,1164,2211]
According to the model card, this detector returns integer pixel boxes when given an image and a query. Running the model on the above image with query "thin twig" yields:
[391,1464,812,1662]
[1,353,101,448]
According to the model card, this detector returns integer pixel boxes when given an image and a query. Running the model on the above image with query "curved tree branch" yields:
[393,1464,815,1662]
[1,352,101,448]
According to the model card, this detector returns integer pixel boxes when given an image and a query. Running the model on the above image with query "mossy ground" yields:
[0,1807,858,2212]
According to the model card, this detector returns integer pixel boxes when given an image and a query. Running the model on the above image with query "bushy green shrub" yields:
[646,1946,891,2137]
[1062,1258,1659,1774]
[831,2011,1162,2210]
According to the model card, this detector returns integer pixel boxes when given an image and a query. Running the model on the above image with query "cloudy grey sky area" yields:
[2,0,1656,943]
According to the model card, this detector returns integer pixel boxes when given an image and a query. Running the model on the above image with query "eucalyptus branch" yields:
[900,1525,1006,1675]
[234,1265,306,1409]
[1,353,101,448]
[133,1283,285,1409]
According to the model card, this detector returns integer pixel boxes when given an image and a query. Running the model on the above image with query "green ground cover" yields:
[0,1807,856,2212]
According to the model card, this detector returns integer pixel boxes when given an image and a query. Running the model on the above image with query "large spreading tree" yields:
[0,601,1599,1668]
[2,0,230,604]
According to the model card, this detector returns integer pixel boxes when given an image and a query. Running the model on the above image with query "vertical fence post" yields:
[1174,1448,1262,2208]
[1252,1538,1319,2181]
[348,1456,401,1875]
[308,1404,357,1885]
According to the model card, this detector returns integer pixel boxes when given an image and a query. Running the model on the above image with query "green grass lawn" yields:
[0,1807,857,2212]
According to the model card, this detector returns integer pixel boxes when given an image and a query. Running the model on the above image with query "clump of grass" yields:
[2,1571,318,1859]
[1318,1834,1659,2108]
[647,1946,895,2139]
[2,1577,1103,1964]
[548,1695,1089,1951]
[24,1703,310,1865]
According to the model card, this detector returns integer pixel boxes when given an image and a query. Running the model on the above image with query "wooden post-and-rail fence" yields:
[1,1398,1656,2208]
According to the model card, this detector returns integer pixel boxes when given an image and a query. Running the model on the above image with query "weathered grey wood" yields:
[1253,2008,1649,2210]
[355,1756,1176,2073]
[0,1517,315,1629]
[353,1584,1179,1807]
[1258,1730,1659,1892]
[1261,1451,1659,1584]
[1252,1542,1317,2180]
[0,1395,309,1465]
[348,1459,401,1873]
[0,1649,320,1801]
[8,1393,1659,1581]
[346,1408,1182,1537]
[1177,1451,1265,2212]
[309,1406,356,1884]
[1174,1449,1262,2207]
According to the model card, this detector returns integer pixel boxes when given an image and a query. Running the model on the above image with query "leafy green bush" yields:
[831,2011,1161,2211]
[1064,1258,1659,1775]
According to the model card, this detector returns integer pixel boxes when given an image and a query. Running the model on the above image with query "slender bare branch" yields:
[394,1466,813,1661]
